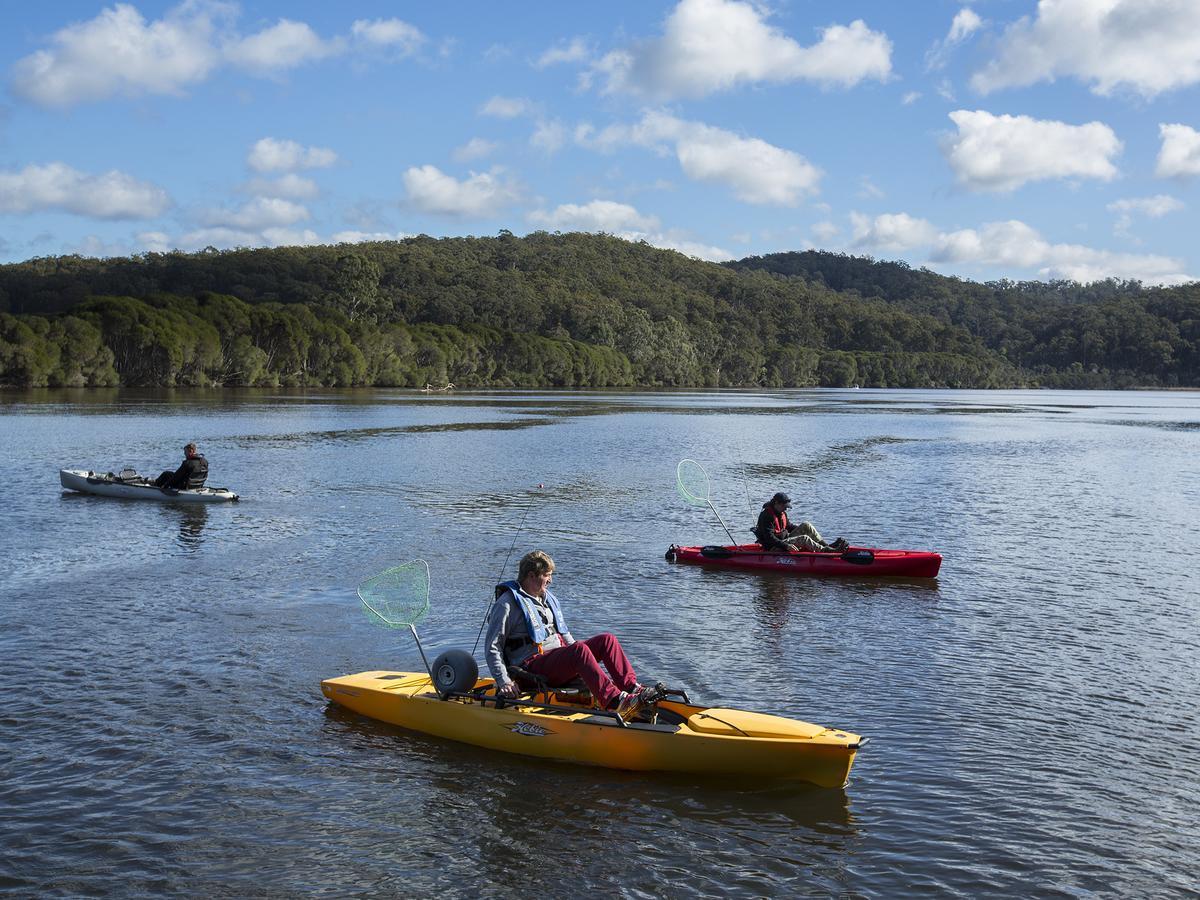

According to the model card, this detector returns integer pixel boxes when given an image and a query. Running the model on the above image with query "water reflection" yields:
[173,505,208,551]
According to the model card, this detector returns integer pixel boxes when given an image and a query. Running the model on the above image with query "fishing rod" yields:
[471,483,542,656]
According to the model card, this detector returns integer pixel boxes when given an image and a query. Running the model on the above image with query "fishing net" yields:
[358,560,430,628]
[676,459,713,507]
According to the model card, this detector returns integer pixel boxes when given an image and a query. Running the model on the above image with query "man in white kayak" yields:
[153,442,209,490]
[754,492,848,553]
[484,550,661,720]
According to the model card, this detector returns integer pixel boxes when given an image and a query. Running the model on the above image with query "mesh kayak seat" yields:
[508,665,591,704]
[687,709,825,739]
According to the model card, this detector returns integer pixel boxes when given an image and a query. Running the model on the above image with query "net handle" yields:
[677,459,737,545]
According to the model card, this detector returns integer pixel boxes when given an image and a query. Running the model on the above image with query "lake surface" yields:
[1,388,1198,897]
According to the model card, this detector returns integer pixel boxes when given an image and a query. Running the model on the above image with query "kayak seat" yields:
[508,665,591,703]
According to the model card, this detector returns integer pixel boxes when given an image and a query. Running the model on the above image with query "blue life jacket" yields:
[495,580,569,649]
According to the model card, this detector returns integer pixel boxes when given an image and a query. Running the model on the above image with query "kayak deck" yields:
[322,671,863,788]
[667,543,941,578]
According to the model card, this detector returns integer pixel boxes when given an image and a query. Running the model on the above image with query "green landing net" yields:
[358,560,433,675]
[675,459,737,544]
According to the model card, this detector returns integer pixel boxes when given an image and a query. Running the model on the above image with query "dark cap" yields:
[770,492,791,507]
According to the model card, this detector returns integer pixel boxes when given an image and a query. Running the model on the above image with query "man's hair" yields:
[518,550,555,581]
[185,442,197,454]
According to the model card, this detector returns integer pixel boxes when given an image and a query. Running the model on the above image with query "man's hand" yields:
[497,681,520,698]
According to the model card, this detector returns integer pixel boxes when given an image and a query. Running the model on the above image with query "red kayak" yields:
[666,543,942,578]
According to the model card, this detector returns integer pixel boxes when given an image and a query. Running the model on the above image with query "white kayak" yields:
[59,468,239,503]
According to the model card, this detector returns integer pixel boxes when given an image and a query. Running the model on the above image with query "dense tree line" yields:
[729,251,1200,387]
[1,233,1193,388]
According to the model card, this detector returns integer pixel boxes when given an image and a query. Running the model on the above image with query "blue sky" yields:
[2,0,1200,284]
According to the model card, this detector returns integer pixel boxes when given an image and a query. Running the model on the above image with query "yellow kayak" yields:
[321,670,865,789]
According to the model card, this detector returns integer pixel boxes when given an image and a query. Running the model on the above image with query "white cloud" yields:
[926,7,984,71]
[402,165,523,217]
[578,111,821,206]
[845,211,1192,284]
[858,176,884,199]
[812,221,840,242]
[225,19,341,73]
[244,174,320,199]
[531,120,566,154]
[535,38,589,68]
[943,110,1121,192]
[595,0,891,98]
[331,230,412,244]
[10,3,222,106]
[850,212,938,251]
[1155,123,1200,179]
[137,231,172,252]
[350,18,424,55]
[647,234,731,261]
[452,138,498,162]
[247,137,337,173]
[201,197,310,230]
[1107,195,1184,218]
[177,224,321,250]
[972,0,1200,98]
[0,162,170,218]
[479,95,535,118]
[902,91,921,105]
[529,200,660,232]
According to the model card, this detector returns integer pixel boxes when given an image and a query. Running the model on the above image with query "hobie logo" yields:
[507,721,553,737]
[775,557,796,565]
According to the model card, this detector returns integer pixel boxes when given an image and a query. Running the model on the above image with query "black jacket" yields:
[168,455,208,489]
[754,503,791,550]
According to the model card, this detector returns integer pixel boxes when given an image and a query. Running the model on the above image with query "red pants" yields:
[520,632,637,710]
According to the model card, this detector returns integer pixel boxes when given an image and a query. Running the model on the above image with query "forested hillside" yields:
[1,233,1195,388]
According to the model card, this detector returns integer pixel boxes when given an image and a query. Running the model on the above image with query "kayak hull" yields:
[322,671,862,789]
[667,543,941,578]
[59,468,239,503]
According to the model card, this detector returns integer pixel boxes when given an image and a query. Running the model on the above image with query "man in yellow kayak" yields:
[484,550,660,719]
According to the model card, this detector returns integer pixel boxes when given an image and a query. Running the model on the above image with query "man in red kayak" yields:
[483,550,661,720]
[754,492,848,553]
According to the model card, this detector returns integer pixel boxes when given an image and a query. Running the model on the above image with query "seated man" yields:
[484,550,659,720]
[153,442,209,490]
[754,492,848,553]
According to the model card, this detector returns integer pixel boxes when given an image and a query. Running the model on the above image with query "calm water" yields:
[1,388,1197,897]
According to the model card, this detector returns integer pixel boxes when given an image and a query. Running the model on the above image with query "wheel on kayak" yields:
[431,649,478,698]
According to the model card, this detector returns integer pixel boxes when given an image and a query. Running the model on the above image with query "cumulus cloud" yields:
[535,38,590,68]
[243,173,320,200]
[943,110,1121,192]
[479,95,536,118]
[200,197,310,230]
[0,162,170,218]
[247,137,337,173]
[531,120,566,154]
[850,211,938,251]
[350,18,425,55]
[331,230,412,244]
[225,19,341,73]
[850,211,1192,284]
[812,221,840,242]
[926,7,983,71]
[972,0,1200,98]
[452,138,498,162]
[9,3,222,106]
[402,165,523,217]
[1155,123,1200,179]
[529,200,660,232]
[578,110,821,206]
[1107,195,1184,218]
[9,5,425,106]
[594,0,891,98]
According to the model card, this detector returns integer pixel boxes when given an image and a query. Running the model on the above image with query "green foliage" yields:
[0,235,1195,388]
